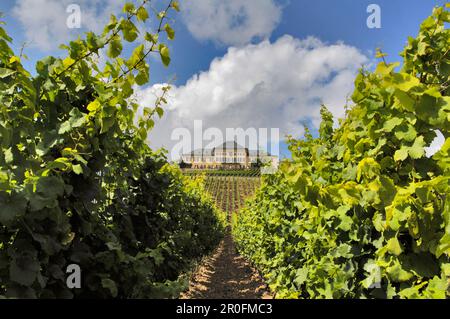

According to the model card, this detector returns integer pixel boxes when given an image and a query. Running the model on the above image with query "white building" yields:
[181,141,278,170]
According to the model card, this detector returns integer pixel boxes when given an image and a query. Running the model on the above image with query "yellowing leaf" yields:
[63,57,75,68]
[172,1,180,12]
[387,237,403,256]
[376,62,400,76]
[9,56,20,64]
[87,100,101,113]
[72,164,83,175]
[164,24,175,40]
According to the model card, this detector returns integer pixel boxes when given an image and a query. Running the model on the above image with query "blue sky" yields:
[0,0,447,159]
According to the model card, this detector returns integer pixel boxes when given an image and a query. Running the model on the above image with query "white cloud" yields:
[426,130,445,157]
[135,35,368,159]
[13,0,281,50]
[181,0,282,46]
[12,0,125,51]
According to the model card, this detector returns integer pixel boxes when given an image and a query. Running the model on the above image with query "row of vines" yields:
[186,174,260,214]
[206,176,260,213]
[182,169,261,177]
[234,5,450,298]
[0,1,224,298]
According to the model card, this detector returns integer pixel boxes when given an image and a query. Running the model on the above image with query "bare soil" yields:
[180,230,272,299]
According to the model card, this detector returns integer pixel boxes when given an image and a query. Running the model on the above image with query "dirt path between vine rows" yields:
[180,175,272,299]
[180,229,273,299]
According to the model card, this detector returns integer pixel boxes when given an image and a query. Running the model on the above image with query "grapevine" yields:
[234,5,450,299]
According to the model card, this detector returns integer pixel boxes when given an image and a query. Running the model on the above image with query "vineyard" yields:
[204,176,260,214]
[1,0,449,301]
[0,1,224,299]
[234,6,450,299]
[182,169,261,178]
[184,171,261,214]
[180,171,269,299]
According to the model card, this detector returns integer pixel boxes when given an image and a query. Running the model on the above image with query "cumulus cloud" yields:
[181,0,282,46]
[12,0,125,51]
[135,36,368,159]
[13,0,280,50]
[425,130,446,157]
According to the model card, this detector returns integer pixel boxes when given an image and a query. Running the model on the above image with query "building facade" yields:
[181,141,278,169]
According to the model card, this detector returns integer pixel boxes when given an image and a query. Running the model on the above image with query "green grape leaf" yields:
[121,20,139,42]
[0,68,16,78]
[409,136,426,159]
[123,3,135,14]
[0,192,26,224]
[394,147,409,162]
[159,44,171,67]
[383,117,403,132]
[164,24,175,40]
[136,7,149,22]
[10,253,40,286]
[394,124,417,142]
[107,36,122,58]
[156,106,164,118]
[101,278,118,298]
[4,147,13,164]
